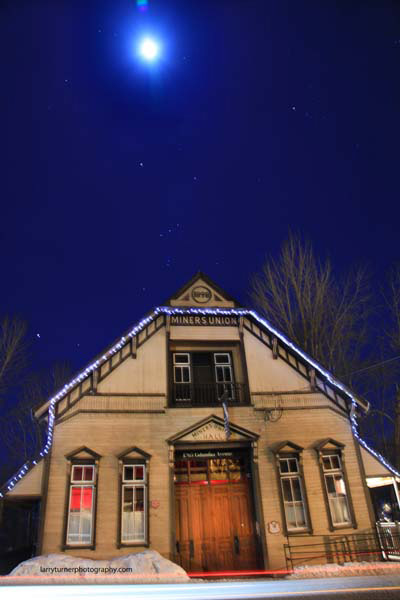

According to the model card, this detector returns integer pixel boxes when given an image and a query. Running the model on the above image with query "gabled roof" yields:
[166,271,243,306]
[2,273,398,497]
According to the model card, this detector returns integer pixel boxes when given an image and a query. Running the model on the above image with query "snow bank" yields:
[1,550,189,585]
[288,560,400,579]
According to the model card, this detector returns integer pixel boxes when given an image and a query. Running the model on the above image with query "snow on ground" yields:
[3,552,400,585]
[0,550,189,585]
[288,561,400,578]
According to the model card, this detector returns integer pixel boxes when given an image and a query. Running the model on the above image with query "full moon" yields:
[139,37,160,61]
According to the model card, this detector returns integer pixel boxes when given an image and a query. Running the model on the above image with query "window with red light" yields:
[66,464,96,545]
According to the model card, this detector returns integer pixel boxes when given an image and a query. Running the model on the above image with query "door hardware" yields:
[234,535,240,554]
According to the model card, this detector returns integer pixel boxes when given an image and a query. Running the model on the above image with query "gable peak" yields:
[167,272,242,308]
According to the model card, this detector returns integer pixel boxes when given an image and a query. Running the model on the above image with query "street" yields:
[1,576,400,599]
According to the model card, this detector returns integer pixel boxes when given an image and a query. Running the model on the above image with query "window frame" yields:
[173,353,191,385]
[321,453,352,528]
[171,350,238,406]
[117,459,150,548]
[63,457,99,550]
[70,464,95,484]
[66,483,95,546]
[314,441,357,532]
[275,452,312,535]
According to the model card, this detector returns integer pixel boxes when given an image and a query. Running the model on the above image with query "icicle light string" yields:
[2,306,398,497]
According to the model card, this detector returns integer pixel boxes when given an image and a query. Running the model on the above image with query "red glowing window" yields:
[69,486,93,512]
[70,487,82,511]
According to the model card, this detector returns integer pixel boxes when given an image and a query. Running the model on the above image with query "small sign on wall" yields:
[151,499,160,509]
[268,520,281,534]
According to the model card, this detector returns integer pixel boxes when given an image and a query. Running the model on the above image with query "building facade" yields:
[2,273,400,572]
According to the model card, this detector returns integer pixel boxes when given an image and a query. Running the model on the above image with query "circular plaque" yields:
[191,286,212,303]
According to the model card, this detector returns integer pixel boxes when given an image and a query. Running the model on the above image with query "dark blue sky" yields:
[1,0,400,374]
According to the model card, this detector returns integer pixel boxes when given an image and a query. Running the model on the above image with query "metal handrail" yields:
[170,382,249,407]
[283,528,399,570]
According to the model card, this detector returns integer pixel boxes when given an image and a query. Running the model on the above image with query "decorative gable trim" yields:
[271,441,304,455]
[117,446,152,461]
[313,438,345,453]
[65,446,102,461]
[166,271,242,306]
[167,414,258,444]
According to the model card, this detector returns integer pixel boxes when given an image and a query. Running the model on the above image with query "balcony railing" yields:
[170,382,249,407]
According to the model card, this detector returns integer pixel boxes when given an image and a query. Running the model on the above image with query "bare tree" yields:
[355,352,400,467]
[0,313,73,484]
[0,316,28,405]
[384,264,400,354]
[358,264,400,469]
[0,361,73,484]
[251,233,371,379]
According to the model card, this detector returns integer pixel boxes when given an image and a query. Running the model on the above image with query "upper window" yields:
[66,464,96,545]
[322,453,351,526]
[71,465,95,483]
[172,351,237,406]
[278,457,308,532]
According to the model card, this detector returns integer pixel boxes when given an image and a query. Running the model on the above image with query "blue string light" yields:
[2,305,398,497]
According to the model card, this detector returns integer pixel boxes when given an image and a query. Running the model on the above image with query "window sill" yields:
[286,528,313,537]
[117,542,149,549]
[62,545,95,551]
[169,402,250,409]
[331,523,357,531]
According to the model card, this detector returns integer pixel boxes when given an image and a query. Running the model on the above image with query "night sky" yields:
[1,0,400,376]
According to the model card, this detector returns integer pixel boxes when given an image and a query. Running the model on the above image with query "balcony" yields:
[169,382,249,408]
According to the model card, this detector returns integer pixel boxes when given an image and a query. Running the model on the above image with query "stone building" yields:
[2,273,400,572]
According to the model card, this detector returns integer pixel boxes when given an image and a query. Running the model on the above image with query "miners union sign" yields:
[170,315,239,326]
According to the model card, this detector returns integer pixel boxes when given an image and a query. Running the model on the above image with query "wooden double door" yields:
[174,450,261,572]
